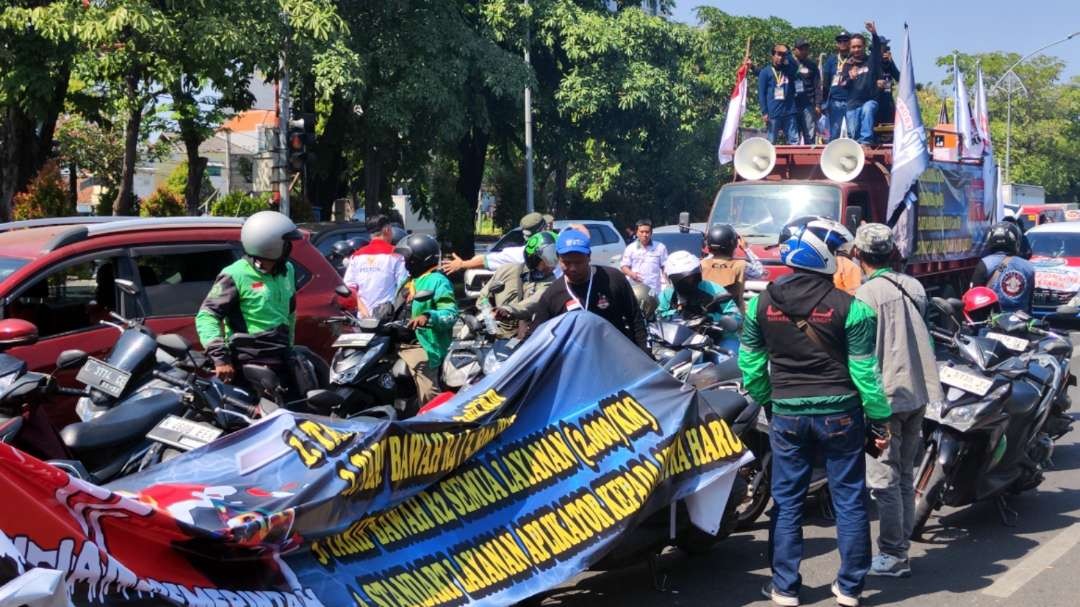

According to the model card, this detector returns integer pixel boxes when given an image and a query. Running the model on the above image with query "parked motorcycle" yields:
[912,299,1066,537]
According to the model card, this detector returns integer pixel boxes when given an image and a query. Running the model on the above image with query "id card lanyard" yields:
[567,267,595,311]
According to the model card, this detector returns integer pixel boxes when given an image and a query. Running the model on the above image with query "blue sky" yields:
[672,0,1079,86]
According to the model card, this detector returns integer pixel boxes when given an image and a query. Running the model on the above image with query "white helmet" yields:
[241,211,301,261]
[778,216,853,275]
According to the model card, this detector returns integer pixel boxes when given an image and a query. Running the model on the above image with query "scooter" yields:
[912,299,1064,537]
[315,286,434,418]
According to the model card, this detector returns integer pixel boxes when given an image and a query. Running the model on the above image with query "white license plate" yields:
[986,332,1030,352]
[75,358,131,398]
[333,332,374,348]
[940,366,994,397]
[147,415,224,451]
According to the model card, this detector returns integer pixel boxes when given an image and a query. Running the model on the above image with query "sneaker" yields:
[868,553,911,578]
[831,581,860,607]
[760,582,800,606]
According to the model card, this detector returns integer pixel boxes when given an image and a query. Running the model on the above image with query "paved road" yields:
[540,340,1080,606]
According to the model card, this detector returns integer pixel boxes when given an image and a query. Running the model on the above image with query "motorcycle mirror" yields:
[156,334,192,357]
[334,284,352,298]
[715,315,741,334]
[8,376,43,400]
[413,290,435,303]
[114,278,138,296]
[55,349,89,371]
[678,211,691,233]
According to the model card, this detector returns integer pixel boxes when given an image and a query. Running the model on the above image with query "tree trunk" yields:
[453,129,488,259]
[364,144,381,217]
[183,136,207,215]
[0,108,22,222]
[114,75,143,216]
[68,161,78,214]
[552,155,568,217]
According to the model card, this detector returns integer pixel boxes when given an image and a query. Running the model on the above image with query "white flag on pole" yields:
[954,56,983,159]
[718,62,750,164]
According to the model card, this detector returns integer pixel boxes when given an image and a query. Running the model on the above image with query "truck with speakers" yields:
[709,133,992,298]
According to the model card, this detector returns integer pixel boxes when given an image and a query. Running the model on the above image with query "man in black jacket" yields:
[531,229,648,350]
[841,22,883,143]
[874,39,901,126]
[793,39,822,143]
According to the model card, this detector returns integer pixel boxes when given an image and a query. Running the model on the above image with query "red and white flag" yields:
[718,61,750,164]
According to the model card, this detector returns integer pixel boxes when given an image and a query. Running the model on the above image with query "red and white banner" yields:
[718,62,750,165]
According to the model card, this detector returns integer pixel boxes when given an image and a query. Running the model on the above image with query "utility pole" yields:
[223,129,232,196]
[277,13,291,217]
[993,71,1027,184]
[524,0,534,214]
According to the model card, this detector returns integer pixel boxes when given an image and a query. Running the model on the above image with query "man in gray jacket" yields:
[853,224,943,578]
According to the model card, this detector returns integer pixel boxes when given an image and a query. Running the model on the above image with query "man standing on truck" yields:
[792,39,822,144]
[874,40,901,126]
[971,222,1036,314]
[841,23,884,144]
[739,216,890,607]
[853,224,942,579]
[822,31,852,141]
[758,43,800,144]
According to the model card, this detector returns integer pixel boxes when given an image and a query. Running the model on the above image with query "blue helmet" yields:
[778,216,853,274]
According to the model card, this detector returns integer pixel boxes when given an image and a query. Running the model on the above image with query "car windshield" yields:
[490,229,525,252]
[1029,232,1080,258]
[653,232,703,256]
[710,184,841,244]
[0,257,28,282]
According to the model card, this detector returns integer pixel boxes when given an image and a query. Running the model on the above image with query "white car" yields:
[463,220,626,298]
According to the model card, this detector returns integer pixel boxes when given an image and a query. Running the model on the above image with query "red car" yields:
[0,217,343,426]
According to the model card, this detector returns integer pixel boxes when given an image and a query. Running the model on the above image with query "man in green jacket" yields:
[196,211,301,384]
[394,234,459,403]
[740,216,890,607]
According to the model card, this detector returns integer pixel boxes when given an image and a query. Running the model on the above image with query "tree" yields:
[53,113,125,213]
[211,191,272,217]
[139,186,185,217]
[11,161,69,220]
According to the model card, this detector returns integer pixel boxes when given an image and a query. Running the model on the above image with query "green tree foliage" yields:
[211,191,272,217]
[12,161,69,220]
[163,161,212,202]
[139,186,185,217]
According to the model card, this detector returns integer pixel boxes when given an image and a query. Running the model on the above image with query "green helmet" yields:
[524,231,558,270]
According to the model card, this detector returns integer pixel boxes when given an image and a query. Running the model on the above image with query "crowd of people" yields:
[759,21,901,145]
[193,209,1041,607]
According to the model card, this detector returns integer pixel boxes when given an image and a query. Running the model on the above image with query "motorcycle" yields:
[314,286,434,418]
[912,299,1065,537]
[442,284,507,390]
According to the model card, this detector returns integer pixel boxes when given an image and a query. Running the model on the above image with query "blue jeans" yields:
[796,104,817,144]
[845,100,879,143]
[768,408,871,597]
[827,98,848,141]
[767,114,799,144]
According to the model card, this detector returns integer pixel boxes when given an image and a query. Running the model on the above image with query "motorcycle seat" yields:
[698,388,750,424]
[61,391,182,452]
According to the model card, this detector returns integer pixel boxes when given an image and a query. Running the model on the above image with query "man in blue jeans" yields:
[822,31,852,141]
[740,216,891,607]
[758,43,800,144]
[841,22,884,143]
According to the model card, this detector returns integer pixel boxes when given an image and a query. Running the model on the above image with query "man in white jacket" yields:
[343,215,408,318]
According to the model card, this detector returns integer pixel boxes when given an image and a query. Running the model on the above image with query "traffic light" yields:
[287,113,316,172]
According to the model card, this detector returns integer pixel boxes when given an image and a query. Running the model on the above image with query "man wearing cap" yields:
[758,43,800,144]
[441,212,548,275]
[792,39,822,144]
[822,30,852,141]
[875,40,901,126]
[841,22,885,143]
[532,229,648,349]
[853,223,941,579]
[620,218,669,295]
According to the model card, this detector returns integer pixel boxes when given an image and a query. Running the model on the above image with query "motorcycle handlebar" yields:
[222,394,259,418]
[152,369,190,390]
[56,386,88,397]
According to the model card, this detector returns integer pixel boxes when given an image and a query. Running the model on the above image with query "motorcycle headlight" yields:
[946,403,982,424]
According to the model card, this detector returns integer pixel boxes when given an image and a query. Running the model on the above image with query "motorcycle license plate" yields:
[75,357,131,398]
[333,332,374,348]
[147,415,224,452]
[986,331,1029,352]
[940,366,993,397]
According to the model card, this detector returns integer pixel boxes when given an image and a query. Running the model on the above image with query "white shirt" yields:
[484,246,525,270]
[620,240,669,293]
[342,240,408,317]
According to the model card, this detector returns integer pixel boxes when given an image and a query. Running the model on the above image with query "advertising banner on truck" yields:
[909,161,991,263]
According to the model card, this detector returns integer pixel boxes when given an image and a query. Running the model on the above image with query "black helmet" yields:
[395,234,441,277]
[707,223,739,256]
[389,226,408,245]
[330,240,356,259]
[986,222,1020,255]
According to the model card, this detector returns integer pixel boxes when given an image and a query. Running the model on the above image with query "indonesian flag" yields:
[718,62,750,164]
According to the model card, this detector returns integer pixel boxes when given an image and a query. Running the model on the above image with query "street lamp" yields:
[524,0,534,214]
[988,30,1079,185]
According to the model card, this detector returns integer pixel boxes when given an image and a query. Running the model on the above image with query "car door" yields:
[129,244,242,350]
[2,249,136,426]
[586,224,625,268]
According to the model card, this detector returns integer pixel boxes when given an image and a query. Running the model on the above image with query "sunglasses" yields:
[772,51,785,56]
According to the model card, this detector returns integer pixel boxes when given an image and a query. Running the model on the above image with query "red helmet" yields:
[962,286,1000,324]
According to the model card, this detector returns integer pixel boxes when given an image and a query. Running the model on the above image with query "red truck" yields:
[707,139,991,297]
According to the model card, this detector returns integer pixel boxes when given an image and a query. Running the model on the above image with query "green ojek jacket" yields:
[407,270,459,368]
[195,258,296,365]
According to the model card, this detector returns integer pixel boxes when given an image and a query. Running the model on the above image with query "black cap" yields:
[795,38,810,48]
[835,30,851,41]
[879,37,891,49]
